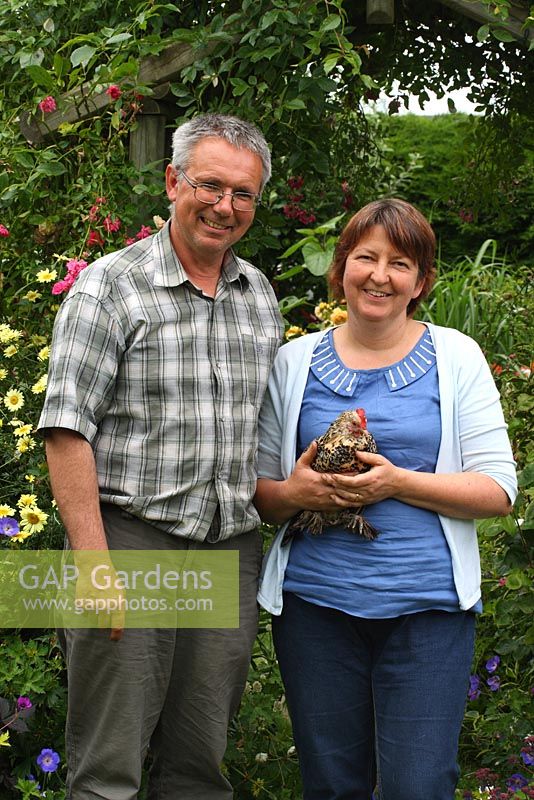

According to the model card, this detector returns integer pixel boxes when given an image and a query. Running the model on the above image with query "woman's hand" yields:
[254,442,357,525]
[325,451,512,519]
[324,450,401,507]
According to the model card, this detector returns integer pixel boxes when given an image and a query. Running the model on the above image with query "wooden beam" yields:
[19,40,218,144]
[367,0,395,24]
[437,0,533,43]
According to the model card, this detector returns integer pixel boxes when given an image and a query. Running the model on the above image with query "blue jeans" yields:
[272,593,476,800]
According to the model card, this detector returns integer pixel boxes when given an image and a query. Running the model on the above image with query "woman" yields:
[254,199,517,800]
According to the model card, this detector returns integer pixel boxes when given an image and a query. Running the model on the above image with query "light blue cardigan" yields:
[257,323,518,615]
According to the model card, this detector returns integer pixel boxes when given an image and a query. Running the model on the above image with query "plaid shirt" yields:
[38,222,284,540]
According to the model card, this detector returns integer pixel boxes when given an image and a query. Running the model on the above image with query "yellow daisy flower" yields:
[20,506,48,534]
[0,504,16,517]
[25,474,36,484]
[3,389,24,412]
[3,345,18,358]
[37,346,50,361]
[17,494,38,509]
[11,530,33,543]
[36,268,57,283]
[16,436,36,453]
[24,291,42,302]
[14,423,33,437]
[0,368,7,380]
[31,374,48,394]
[0,325,22,343]
[31,335,47,347]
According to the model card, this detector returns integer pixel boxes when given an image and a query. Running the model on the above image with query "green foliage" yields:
[0,0,533,796]
[375,113,534,264]
[0,633,66,798]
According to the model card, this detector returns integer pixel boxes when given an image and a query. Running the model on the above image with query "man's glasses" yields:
[180,170,260,212]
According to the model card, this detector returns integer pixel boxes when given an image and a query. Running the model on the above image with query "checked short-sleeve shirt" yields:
[38,221,284,541]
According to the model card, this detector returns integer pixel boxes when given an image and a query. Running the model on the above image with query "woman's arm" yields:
[254,442,346,525]
[326,450,512,519]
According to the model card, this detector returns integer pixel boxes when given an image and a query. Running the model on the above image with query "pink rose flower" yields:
[38,96,57,114]
[106,85,122,100]
[0,224,9,237]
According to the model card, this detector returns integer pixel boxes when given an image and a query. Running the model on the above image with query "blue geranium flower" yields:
[36,748,60,773]
[485,655,500,673]
[0,517,19,536]
[468,674,481,700]
[506,773,528,791]
[486,675,501,691]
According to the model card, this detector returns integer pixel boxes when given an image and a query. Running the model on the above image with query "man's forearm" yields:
[45,428,108,550]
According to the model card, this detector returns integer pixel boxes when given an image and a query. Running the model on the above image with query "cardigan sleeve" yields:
[257,356,287,481]
[454,334,518,503]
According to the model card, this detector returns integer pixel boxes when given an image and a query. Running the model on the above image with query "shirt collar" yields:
[152,219,249,289]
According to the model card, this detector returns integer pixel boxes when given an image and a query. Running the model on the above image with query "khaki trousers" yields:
[58,505,262,800]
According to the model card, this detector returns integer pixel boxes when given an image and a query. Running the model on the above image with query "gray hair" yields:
[170,113,272,191]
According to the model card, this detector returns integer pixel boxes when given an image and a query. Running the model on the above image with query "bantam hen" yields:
[285,408,379,542]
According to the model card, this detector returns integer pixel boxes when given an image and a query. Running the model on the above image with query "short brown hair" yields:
[328,198,436,316]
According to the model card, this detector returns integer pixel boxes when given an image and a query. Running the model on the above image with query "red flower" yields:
[103,215,121,233]
[87,229,104,248]
[135,225,152,240]
[38,96,57,114]
[0,224,9,237]
[106,85,122,100]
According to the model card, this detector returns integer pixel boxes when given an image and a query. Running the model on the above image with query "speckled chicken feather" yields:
[285,409,379,542]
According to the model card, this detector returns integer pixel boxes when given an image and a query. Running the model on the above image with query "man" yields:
[38,114,284,799]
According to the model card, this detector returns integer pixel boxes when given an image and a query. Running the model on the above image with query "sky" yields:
[370,86,481,116]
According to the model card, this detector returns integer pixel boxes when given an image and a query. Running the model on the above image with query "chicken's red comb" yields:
[355,408,367,428]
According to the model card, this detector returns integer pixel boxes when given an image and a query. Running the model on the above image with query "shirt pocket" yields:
[240,333,280,408]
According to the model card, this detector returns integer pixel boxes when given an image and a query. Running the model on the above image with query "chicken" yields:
[285,408,379,542]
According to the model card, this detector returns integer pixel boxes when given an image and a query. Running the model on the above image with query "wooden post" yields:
[366,0,395,24]
[129,99,173,171]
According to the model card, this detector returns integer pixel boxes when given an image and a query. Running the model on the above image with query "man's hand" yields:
[73,552,125,641]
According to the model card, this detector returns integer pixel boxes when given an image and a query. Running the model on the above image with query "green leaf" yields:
[518,463,534,488]
[280,236,314,259]
[53,53,70,79]
[302,241,334,276]
[505,570,528,590]
[275,264,305,281]
[320,15,342,32]
[25,65,55,91]
[260,10,279,30]
[70,45,97,68]
[323,53,339,74]
[106,32,133,45]
[284,98,307,110]
[477,24,490,42]
[278,295,307,312]
[229,78,249,96]
[491,27,517,42]
[35,162,67,176]
[447,98,457,113]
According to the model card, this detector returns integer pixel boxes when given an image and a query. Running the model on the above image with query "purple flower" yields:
[16,696,32,710]
[468,674,481,700]
[36,748,60,773]
[0,517,19,537]
[485,655,501,673]
[506,773,528,791]
[486,674,501,691]
[521,749,534,767]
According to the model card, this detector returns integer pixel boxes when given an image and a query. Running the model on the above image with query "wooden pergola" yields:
[20,1,533,173]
